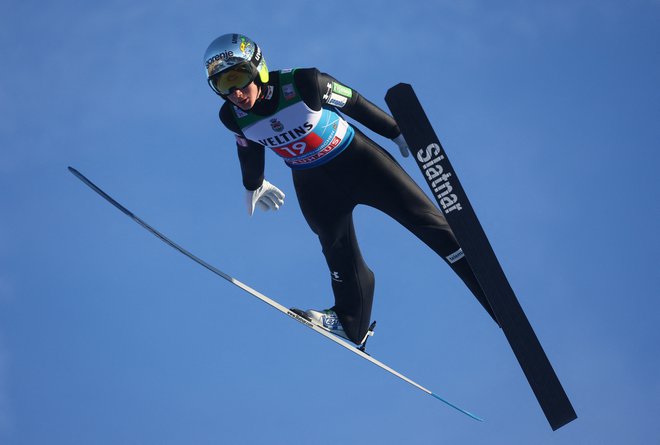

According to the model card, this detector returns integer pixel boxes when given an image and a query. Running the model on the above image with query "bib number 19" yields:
[279,141,307,157]
[272,132,323,158]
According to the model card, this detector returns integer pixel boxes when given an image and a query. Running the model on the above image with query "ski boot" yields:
[291,308,376,352]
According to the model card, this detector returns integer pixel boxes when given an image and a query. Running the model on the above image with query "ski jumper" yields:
[219,68,496,344]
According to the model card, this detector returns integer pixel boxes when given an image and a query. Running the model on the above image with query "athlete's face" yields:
[227,82,260,110]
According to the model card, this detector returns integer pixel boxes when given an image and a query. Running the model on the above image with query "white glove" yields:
[245,180,285,216]
[392,133,410,158]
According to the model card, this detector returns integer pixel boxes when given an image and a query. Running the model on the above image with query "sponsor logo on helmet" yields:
[232,34,250,54]
[206,50,235,76]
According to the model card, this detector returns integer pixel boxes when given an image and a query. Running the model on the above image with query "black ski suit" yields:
[219,68,495,344]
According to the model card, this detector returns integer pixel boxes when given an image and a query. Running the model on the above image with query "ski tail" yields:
[385,84,576,430]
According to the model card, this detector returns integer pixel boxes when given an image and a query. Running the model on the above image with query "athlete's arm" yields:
[219,103,265,191]
[294,68,401,139]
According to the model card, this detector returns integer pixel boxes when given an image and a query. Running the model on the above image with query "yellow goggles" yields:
[210,63,258,96]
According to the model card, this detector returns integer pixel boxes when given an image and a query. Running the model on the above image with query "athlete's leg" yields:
[292,168,376,344]
[348,130,497,323]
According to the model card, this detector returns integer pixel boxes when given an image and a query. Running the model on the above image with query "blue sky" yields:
[1,0,659,443]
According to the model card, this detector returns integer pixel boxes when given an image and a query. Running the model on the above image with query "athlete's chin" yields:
[227,96,254,110]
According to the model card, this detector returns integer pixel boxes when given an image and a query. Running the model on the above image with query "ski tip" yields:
[68,166,82,177]
[68,167,91,185]
[430,392,484,422]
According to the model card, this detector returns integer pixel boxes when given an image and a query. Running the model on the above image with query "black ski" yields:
[385,83,576,430]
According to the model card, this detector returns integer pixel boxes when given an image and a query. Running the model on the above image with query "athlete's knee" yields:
[318,223,355,258]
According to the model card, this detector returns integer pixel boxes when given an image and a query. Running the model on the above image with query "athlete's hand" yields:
[392,133,410,158]
[245,180,285,216]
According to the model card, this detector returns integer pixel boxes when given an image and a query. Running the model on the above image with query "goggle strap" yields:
[249,44,263,72]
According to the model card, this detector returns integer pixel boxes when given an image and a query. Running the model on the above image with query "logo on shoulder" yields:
[327,93,348,108]
[282,83,296,100]
[332,82,353,98]
[235,134,249,147]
